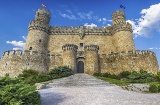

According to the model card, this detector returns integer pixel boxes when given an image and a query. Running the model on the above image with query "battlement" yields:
[35,8,51,24]
[49,26,112,35]
[36,8,51,16]
[112,10,125,17]
[1,50,47,58]
[104,50,156,59]
[84,45,99,51]
[62,44,78,51]
[112,22,132,34]
[28,20,50,34]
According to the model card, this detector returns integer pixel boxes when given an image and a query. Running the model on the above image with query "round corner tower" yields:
[24,8,51,53]
[62,44,78,72]
[112,10,135,52]
[84,45,99,75]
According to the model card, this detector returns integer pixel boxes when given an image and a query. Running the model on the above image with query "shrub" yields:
[0,83,40,105]
[93,72,101,76]
[127,70,155,83]
[0,76,21,88]
[101,73,120,79]
[119,71,131,79]
[36,74,52,82]
[149,84,158,93]
[49,66,74,78]
[18,69,52,84]
[18,69,39,79]
[155,72,160,81]
[158,85,160,92]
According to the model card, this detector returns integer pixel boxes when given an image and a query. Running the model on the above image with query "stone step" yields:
[47,73,114,87]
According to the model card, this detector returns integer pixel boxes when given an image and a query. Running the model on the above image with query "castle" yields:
[0,8,159,77]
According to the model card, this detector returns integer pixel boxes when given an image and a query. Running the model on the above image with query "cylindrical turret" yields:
[62,44,78,72]
[24,8,51,53]
[84,45,99,75]
[112,10,135,52]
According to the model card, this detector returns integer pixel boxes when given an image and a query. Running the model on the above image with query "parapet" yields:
[62,44,78,51]
[35,8,51,24]
[2,50,23,58]
[105,50,156,59]
[28,20,50,34]
[112,22,132,34]
[49,26,112,36]
[112,10,125,18]
[84,45,99,51]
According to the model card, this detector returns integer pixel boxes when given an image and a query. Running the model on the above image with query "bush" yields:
[18,69,39,79]
[93,72,101,76]
[155,72,160,81]
[49,66,74,78]
[0,76,21,88]
[18,69,52,84]
[158,85,160,92]
[126,70,155,83]
[0,83,40,105]
[36,74,52,82]
[101,73,120,79]
[119,71,131,79]
[149,84,158,93]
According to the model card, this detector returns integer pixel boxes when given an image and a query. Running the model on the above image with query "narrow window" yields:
[80,43,83,47]
[29,47,32,50]
[39,39,41,42]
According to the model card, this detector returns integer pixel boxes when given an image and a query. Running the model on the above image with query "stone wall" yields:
[0,50,48,77]
[100,50,158,74]
[48,33,115,56]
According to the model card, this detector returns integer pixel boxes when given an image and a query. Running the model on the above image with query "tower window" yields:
[39,39,41,42]
[29,47,32,50]
[80,43,83,47]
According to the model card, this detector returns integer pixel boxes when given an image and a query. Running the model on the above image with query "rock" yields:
[122,84,149,93]
[35,83,46,90]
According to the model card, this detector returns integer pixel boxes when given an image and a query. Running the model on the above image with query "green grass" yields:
[95,76,130,86]
[146,82,160,85]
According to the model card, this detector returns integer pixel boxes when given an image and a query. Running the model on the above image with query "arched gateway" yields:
[77,61,84,73]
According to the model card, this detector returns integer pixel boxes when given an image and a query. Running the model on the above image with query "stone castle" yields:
[0,8,159,77]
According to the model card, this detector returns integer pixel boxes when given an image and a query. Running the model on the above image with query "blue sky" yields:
[0,0,160,69]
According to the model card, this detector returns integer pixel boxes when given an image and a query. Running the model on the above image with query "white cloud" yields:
[84,23,97,28]
[6,41,25,47]
[77,11,93,20]
[22,36,26,40]
[149,47,160,50]
[127,3,160,37]
[98,18,111,25]
[59,12,76,20]
[13,47,23,50]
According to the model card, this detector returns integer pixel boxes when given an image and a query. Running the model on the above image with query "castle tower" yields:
[112,10,135,52]
[84,45,99,75]
[24,8,51,53]
[62,44,78,72]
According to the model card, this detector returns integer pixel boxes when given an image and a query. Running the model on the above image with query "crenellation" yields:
[16,50,23,56]
[62,44,78,51]
[9,50,15,55]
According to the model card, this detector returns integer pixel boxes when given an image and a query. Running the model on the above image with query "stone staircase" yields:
[47,73,115,87]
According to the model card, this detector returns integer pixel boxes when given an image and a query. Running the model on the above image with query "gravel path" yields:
[38,74,160,105]
[38,86,160,105]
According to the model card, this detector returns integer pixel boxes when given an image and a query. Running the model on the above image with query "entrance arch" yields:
[77,61,84,73]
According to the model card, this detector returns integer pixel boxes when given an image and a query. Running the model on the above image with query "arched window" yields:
[29,47,32,50]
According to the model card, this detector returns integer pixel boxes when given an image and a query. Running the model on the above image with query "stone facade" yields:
[0,8,159,77]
